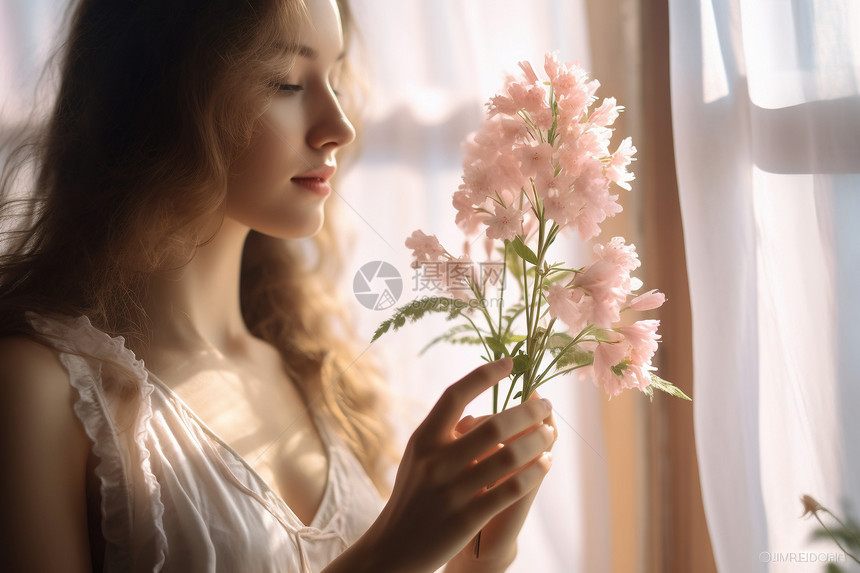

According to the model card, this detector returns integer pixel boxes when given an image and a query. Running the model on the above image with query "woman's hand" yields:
[444,392,557,572]
[325,357,554,573]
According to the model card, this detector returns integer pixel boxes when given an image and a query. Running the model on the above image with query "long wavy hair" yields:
[0,0,395,492]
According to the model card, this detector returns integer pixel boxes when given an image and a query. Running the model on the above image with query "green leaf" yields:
[418,324,481,355]
[448,335,486,346]
[502,304,527,328]
[610,362,629,377]
[371,297,470,342]
[553,344,593,369]
[509,340,526,357]
[511,236,538,265]
[513,391,523,400]
[511,352,530,375]
[547,332,574,349]
[506,247,523,281]
[484,336,508,357]
[646,373,692,401]
[593,328,618,343]
[503,334,527,343]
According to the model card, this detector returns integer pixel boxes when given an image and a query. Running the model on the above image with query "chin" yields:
[255,213,326,240]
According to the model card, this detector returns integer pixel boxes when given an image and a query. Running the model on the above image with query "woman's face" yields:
[224,0,355,239]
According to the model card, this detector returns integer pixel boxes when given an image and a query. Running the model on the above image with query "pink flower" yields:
[488,77,548,121]
[405,230,447,267]
[569,160,622,240]
[452,188,486,235]
[588,321,660,396]
[494,149,529,192]
[545,283,588,333]
[483,235,497,260]
[572,238,641,326]
[542,186,578,229]
[629,289,666,311]
[461,161,496,203]
[589,97,620,127]
[618,320,661,364]
[443,255,478,302]
[518,60,540,84]
[515,141,554,179]
[606,137,637,191]
[485,202,524,241]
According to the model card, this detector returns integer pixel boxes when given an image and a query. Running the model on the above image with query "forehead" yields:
[293,0,344,58]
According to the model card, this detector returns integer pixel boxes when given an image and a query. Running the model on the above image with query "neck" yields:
[137,218,254,362]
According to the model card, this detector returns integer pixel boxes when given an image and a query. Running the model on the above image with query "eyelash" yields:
[274,83,342,98]
[277,84,304,94]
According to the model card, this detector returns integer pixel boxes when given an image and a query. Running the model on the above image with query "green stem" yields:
[501,305,526,340]
[524,317,557,400]
[521,255,531,352]
[534,363,591,387]
[814,512,860,565]
[523,208,547,399]
[501,373,522,411]
[462,313,493,362]
[472,284,498,341]
[535,326,596,383]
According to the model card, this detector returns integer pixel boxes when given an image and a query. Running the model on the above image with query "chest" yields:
[149,345,330,527]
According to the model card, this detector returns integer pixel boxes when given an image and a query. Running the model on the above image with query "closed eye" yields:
[277,84,304,94]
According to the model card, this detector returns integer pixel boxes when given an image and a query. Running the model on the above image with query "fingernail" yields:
[541,451,553,466]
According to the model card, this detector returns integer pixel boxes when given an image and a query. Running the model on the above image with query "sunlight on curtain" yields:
[338,2,609,571]
[669,1,860,571]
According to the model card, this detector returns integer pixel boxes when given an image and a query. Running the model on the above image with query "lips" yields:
[291,164,336,196]
[291,164,336,183]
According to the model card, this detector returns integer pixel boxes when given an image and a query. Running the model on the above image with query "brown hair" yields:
[0,0,394,492]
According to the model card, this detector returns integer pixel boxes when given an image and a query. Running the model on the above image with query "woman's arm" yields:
[323,358,554,573]
[0,337,93,573]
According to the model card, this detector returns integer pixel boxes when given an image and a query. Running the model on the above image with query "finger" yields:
[457,423,555,495]
[526,390,558,443]
[418,357,513,440]
[443,397,552,470]
[469,451,553,525]
[454,414,489,436]
[454,415,475,435]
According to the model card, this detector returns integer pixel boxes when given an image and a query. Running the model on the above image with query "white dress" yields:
[27,312,385,573]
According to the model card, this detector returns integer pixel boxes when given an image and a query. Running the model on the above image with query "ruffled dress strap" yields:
[26,312,167,572]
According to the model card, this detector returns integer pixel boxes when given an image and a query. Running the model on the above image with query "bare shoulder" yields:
[0,334,75,414]
[0,333,86,447]
[0,335,94,572]
[0,333,68,372]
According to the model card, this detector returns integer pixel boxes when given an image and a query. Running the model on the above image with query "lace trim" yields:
[26,312,167,571]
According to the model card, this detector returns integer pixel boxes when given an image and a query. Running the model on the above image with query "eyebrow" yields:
[276,43,346,62]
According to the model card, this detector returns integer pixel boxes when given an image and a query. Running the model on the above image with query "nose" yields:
[306,87,356,151]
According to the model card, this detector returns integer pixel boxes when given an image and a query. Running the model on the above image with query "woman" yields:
[0,0,556,571]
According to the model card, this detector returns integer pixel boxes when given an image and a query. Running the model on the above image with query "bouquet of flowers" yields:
[372,52,689,412]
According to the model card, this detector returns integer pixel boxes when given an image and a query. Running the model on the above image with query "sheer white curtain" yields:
[669,1,860,571]
[340,3,609,571]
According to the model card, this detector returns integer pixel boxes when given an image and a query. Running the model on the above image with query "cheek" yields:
[227,122,292,209]
[223,116,325,238]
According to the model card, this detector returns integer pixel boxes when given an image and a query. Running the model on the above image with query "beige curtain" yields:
[585,1,716,571]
